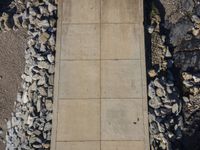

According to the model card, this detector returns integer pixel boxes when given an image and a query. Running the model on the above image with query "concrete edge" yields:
[51,0,63,149]
[140,19,150,150]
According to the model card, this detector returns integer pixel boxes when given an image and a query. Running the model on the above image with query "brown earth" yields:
[0,29,27,149]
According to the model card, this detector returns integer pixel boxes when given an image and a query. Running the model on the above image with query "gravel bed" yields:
[147,0,200,149]
[147,11,183,149]
[0,0,57,149]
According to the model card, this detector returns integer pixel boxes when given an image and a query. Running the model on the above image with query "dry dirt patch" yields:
[0,29,27,149]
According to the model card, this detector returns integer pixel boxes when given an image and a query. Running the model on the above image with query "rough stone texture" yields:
[148,0,200,149]
[159,0,184,24]
[174,51,200,71]
[3,0,57,149]
[169,18,193,46]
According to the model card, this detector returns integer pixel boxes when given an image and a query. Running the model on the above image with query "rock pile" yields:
[0,0,57,149]
[180,72,200,149]
[0,0,27,31]
[160,0,200,72]
[148,77,183,150]
[147,2,183,149]
[181,72,200,126]
[148,0,200,149]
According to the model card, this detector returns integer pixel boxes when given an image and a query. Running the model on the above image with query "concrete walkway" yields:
[51,0,149,149]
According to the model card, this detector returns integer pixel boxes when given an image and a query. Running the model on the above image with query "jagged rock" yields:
[45,100,53,111]
[148,69,157,78]
[37,61,49,69]
[27,115,34,127]
[154,78,164,89]
[156,88,166,97]
[16,92,22,103]
[37,20,49,28]
[44,122,52,131]
[148,82,156,98]
[39,6,48,14]
[158,123,165,133]
[39,32,50,44]
[13,14,22,28]
[174,51,200,71]
[169,19,193,46]
[172,104,179,114]
[21,19,28,28]
[165,48,172,57]
[30,81,37,91]
[48,75,54,85]
[36,100,41,112]
[192,28,199,36]
[43,143,50,149]
[181,0,194,13]
[148,26,154,34]
[195,4,200,16]
[48,65,55,74]
[149,97,162,109]
[47,54,54,63]
[47,87,53,97]
[29,7,37,16]
[193,74,200,82]
[33,144,42,148]
[150,121,159,134]
[49,19,56,28]
[182,72,193,80]
[21,74,32,83]
[159,0,184,24]
[38,87,47,96]
[183,96,190,103]
[38,76,46,85]
[27,39,35,47]
[22,91,29,103]
[1,13,14,31]
[47,2,57,13]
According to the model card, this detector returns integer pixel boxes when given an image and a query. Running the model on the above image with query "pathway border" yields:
[51,0,149,149]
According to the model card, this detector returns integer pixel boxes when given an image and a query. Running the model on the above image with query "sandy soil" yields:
[0,29,27,149]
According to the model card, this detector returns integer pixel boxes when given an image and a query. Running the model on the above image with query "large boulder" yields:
[169,18,193,46]
[174,51,200,71]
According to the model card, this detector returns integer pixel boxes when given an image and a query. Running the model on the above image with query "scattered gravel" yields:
[0,0,57,149]
[148,0,200,149]
[148,10,183,149]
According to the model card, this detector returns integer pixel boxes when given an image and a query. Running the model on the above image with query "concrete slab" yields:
[101,60,142,98]
[63,0,100,23]
[101,0,142,23]
[59,61,100,99]
[57,100,100,141]
[101,99,144,140]
[61,24,100,60]
[101,24,141,59]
